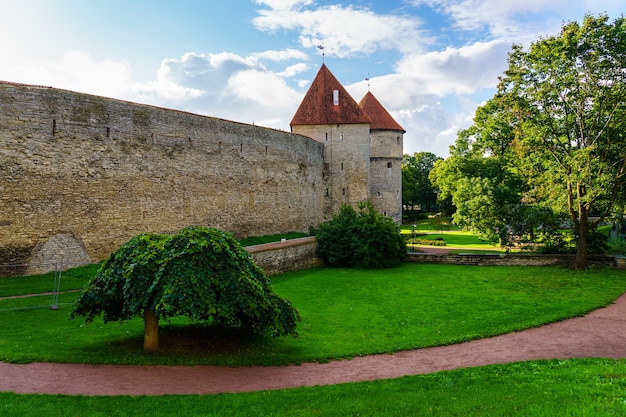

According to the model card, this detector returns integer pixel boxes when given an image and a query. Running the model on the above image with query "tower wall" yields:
[291,123,370,218]
[369,129,403,223]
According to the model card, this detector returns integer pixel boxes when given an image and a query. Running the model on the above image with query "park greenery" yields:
[3,14,626,415]
[1,359,625,416]
[402,151,442,220]
[1,263,626,415]
[313,201,407,268]
[70,226,300,351]
[417,15,626,269]
[2,263,625,366]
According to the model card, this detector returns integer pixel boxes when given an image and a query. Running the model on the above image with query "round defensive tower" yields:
[359,91,405,224]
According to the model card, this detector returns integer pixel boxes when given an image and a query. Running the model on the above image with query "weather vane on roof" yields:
[317,44,325,63]
[365,72,371,91]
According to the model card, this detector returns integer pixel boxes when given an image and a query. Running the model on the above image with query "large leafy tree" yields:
[499,14,626,268]
[71,226,300,351]
[429,98,527,245]
[402,152,442,214]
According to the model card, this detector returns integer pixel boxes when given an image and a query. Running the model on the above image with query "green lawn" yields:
[401,223,502,251]
[1,264,624,366]
[2,263,626,415]
[1,358,625,416]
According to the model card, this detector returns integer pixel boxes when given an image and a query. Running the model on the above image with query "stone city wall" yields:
[0,83,324,272]
[247,236,322,277]
[407,252,626,269]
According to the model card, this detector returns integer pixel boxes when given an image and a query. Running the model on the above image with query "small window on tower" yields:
[342,188,346,196]
[339,133,344,141]
[387,162,393,168]
[341,162,344,170]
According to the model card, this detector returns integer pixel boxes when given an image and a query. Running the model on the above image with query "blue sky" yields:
[1,0,623,156]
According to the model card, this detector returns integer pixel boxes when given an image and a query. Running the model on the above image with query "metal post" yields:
[51,261,61,310]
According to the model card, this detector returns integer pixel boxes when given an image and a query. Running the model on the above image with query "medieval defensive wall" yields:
[0,81,325,273]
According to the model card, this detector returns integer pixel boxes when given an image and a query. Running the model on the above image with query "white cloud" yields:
[253,3,429,57]
[0,50,136,99]
[253,49,309,61]
[130,52,303,129]
[253,0,313,11]
[342,40,513,156]
[277,63,310,77]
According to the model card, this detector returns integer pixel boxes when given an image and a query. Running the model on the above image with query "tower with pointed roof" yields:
[359,91,404,223]
[290,64,404,222]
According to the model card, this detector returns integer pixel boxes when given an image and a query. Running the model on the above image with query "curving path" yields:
[2,292,626,397]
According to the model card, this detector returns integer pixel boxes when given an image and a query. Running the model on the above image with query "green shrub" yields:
[408,238,447,246]
[587,229,609,254]
[313,201,407,268]
[607,236,626,255]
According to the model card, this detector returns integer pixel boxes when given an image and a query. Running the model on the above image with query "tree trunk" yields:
[143,307,159,351]
[574,221,589,270]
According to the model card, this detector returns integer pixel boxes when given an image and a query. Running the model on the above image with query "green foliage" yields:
[607,237,626,255]
[408,238,447,246]
[499,14,626,266]
[71,226,300,337]
[431,14,626,266]
[533,232,576,255]
[430,150,525,245]
[402,152,442,213]
[314,201,407,268]
[587,230,609,255]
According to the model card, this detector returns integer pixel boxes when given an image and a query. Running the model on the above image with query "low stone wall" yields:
[246,236,322,277]
[407,252,626,269]
[246,239,626,276]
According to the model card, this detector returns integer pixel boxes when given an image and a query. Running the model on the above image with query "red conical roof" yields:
[290,64,371,127]
[358,91,405,133]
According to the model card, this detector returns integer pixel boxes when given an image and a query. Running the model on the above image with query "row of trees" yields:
[405,15,626,269]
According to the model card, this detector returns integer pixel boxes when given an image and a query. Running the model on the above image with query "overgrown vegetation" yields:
[313,201,407,268]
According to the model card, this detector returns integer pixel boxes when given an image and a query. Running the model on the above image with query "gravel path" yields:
[1,292,626,396]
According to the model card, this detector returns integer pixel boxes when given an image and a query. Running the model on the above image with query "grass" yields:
[401,219,503,250]
[1,358,626,416]
[2,263,626,415]
[238,232,309,247]
[0,264,625,366]
[0,264,100,298]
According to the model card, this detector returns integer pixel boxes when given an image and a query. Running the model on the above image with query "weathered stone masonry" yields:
[0,83,324,272]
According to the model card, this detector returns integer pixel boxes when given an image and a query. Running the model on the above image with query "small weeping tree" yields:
[71,226,300,351]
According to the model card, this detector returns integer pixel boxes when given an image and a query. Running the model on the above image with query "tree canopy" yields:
[501,14,626,267]
[431,14,626,267]
[402,152,442,216]
[71,226,300,351]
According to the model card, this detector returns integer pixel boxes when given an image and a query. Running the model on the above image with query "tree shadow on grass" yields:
[104,323,302,366]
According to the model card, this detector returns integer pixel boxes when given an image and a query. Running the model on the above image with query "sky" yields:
[1,1,623,157]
